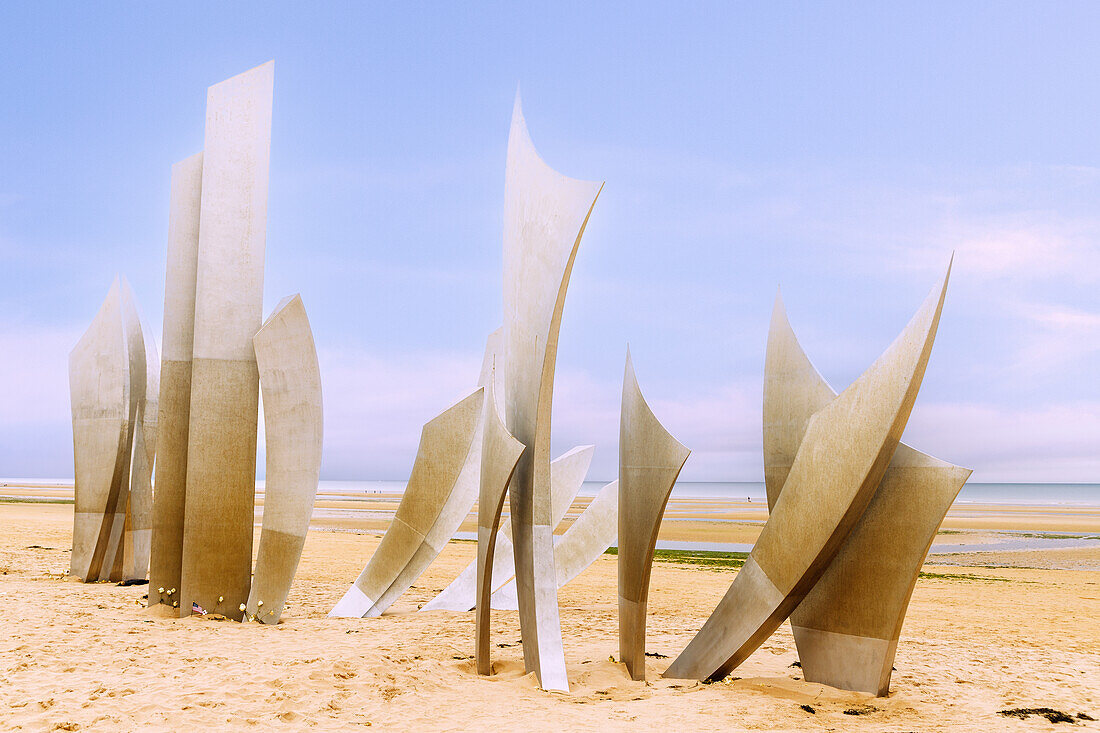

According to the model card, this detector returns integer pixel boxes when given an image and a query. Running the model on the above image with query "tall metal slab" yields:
[665,263,952,681]
[180,61,274,619]
[503,93,602,691]
[765,293,971,695]
[149,152,203,607]
[245,295,323,624]
[69,279,129,581]
[617,352,690,680]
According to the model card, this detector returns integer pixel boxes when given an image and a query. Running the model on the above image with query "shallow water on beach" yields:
[443,529,1100,556]
[5,478,1100,563]
[5,478,1099,507]
[310,480,1100,507]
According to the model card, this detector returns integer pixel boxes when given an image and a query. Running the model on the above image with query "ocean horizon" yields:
[4,478,1098,507]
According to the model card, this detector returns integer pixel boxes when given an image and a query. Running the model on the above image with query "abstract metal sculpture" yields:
[103,279,148,583]
[328,330,524,619]
[617,352,690,680]
[765,292,971,695]
[70,278,158,583]
[329,388,485,618]
[149,151,203,606]
[120,309,160,582]
[357,331,506,618]
[665,262,952,681]
[245,295,323,624]
[503,93,603,692]
[420,444,594,613]
[475,365,525,675]
[180,61,274,620]
[490,479,618,611]
[69,279,129,581]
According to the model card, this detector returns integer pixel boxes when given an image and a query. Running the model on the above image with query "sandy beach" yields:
[0,490,1097,731]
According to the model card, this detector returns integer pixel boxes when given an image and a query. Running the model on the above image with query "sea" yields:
[3,478,1097,508]
[4,477,1098,558]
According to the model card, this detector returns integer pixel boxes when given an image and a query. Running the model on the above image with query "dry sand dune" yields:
[0,502,1097,731]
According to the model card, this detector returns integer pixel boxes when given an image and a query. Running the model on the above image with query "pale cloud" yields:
[550,364,764,482]
[943,216,1100,285]
[1009,301,1100,377]
[0,324,81,478]
[747,164,1100,290]
[6,314,1095,486]
[833,208,1100,289]
[0,324,78,429]
[315,345,484,478]
[314,340,769,483]
[904,400,1100,483]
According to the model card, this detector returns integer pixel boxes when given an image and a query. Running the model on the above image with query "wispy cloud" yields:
[1009,301,1100,377]
[879,213,1100,286]
[315,345,484,478]
[0,324,78,429]
[905,400,1100,483]
[0,324,80,477]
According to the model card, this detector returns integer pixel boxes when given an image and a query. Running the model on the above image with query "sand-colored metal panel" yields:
[245,295,323,624]
[420,444,594,612]
[476,366,525,675]
[617,352,690,680]
[105,279,150,583]
[94,279,146,582]
[362,332,506,617]
[180,62,274,620]
[149,151,202,606]
[122,312,160,582]
[68,279,128,581]
[122,423,153,581]
[791,626,899,696]
[180,357,261,615]
[491,479,619,610]
[503,93,603,692]
[764,293,970,693]
[329,388,485,618]
[665,262,952,681]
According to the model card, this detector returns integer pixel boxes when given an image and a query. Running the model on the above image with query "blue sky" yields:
[1,2,1098,482]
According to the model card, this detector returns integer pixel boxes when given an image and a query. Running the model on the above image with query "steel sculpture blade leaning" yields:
[70,279,159,584]
[503,92,603,692]
[475,365,525,675]
[665,260,952,681]
[245,295,323,624]
[421,444,594,613]
[121,310,160,582]
[360,331,505,618]
[69,279,129,581]
[490,479,619,611]
[329,388,485,618]
[617,351,690,681]
[104,279,147,582]
[765,291,971,695]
